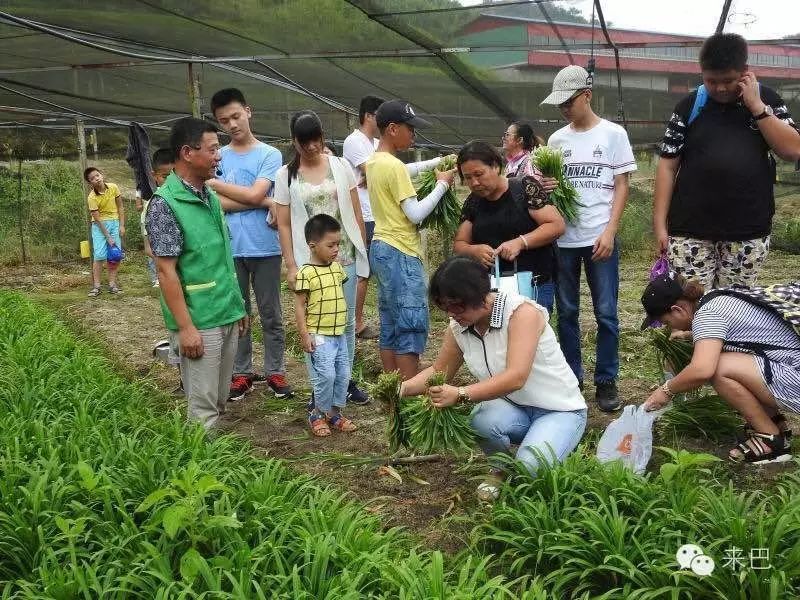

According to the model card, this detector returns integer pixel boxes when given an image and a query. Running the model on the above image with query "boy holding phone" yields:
[654,33,800,290]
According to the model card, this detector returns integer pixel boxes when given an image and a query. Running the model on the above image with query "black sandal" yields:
[739,414,792,450]
[729,432,791,465]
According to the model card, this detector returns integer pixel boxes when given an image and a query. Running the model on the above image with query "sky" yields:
[461,1,800,39]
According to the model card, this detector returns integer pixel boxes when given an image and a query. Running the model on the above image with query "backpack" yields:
[698,282,800,382]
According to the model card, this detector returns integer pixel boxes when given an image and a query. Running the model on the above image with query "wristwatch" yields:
[753,104,774,121]
[457,386,471,403]
[661,380,675,399]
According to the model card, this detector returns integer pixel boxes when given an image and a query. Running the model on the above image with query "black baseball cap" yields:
[375,99,431,129]
[640,273,683,330]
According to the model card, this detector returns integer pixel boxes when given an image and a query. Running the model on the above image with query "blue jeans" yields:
[146,256,157,284]
[304,333,351,413]
[556,242,620,384]
[369,240,428,355]
[471,399,587,476]
[527,281,555,315]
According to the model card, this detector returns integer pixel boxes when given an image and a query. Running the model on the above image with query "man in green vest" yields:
[145,117,247,428]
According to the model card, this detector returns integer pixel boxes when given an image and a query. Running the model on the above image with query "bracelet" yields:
[518,235,529,249]
[661,380,675,398]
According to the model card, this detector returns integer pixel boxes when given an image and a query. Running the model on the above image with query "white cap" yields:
[540,65,592,105]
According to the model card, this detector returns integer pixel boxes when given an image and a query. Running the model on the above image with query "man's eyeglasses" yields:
[558,89,588,109]
[188,144,221,153]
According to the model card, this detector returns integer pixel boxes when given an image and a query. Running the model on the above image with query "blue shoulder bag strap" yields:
[687,85,707,126]
[688,82,761,126]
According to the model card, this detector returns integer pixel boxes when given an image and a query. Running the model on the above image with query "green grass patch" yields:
[0,291,525,597]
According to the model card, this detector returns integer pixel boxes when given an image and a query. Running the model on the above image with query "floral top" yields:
[296,167,354,265]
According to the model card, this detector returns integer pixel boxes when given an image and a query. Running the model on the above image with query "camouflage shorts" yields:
[667,235,770,290]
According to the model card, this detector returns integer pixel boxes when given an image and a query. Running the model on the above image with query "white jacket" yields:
[273,156,369,278]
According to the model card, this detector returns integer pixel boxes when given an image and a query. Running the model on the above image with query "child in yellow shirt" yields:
[85,167,125,296]
[294,214,356,436]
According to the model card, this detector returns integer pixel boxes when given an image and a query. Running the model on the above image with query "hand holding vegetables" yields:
[435,166,456,187]
[429,383,459,408]
[531,146,581,222]
[417,155,461,236]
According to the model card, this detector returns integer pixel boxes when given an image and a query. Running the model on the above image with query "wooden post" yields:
[77,118,92,261]
[15,157,27,265]
[90,128,98,158]
[187,63,201,118]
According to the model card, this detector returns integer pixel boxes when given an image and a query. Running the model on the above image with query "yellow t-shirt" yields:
[295,262,348,336]
[87,183,120,222]
[366,152,419,258]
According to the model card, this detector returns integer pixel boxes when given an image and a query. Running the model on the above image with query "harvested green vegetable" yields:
[400,372,475,455]
[417,155,461,237]
[650,328,694,373]
[530,146,581,223]
[371,371,409,451]
[657,394,742,441]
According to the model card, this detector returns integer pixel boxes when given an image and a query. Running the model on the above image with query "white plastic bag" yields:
[596,404,665,474]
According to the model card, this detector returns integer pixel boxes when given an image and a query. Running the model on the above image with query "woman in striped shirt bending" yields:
[641,273,800,464]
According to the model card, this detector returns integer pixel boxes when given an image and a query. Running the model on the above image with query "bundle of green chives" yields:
[371,371,410,451]
[417,155,461,237]
[400,372,475,455]
[530,146,581,223]
[650,328,694,373]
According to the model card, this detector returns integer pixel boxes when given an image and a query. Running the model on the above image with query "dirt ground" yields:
[3,242,800,552]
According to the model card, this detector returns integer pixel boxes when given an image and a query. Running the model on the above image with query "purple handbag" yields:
[645,254,670,328]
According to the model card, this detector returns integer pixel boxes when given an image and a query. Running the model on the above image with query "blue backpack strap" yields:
[687,84,707,126]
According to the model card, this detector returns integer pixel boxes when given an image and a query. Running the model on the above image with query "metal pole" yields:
[715,0,734,34]
[77,118,92,261]
[187,63,201,118]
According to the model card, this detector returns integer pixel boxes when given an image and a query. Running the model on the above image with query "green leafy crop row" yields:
[479,447,800,599]
[0,292,520,599]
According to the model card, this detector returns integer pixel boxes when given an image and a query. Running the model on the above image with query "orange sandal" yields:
[309,413,331,437]
[327,413,357,432]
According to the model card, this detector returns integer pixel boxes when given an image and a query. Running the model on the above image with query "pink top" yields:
[505,151,543,181]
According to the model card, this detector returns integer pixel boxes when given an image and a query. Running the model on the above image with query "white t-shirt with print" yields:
[548,119,636,248]
[342,128,378,222]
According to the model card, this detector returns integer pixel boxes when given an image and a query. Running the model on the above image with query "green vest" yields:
[156,172,245,331]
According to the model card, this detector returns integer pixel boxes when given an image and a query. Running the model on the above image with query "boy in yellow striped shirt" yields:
[294,214,356,437]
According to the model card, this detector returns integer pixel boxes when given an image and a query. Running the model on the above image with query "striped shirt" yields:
[693,295,800,411]
[295,262,348,336]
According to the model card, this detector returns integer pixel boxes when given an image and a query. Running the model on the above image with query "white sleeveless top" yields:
[450,293,586,412]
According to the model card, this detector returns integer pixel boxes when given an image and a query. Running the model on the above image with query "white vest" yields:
[450,293,586,412]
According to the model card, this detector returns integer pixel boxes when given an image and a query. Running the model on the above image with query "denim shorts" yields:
[369,240,428,355]
[91,220,121,261]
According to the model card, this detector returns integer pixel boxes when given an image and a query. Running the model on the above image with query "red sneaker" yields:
[228,375,253,402]
[267,373,294,398]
